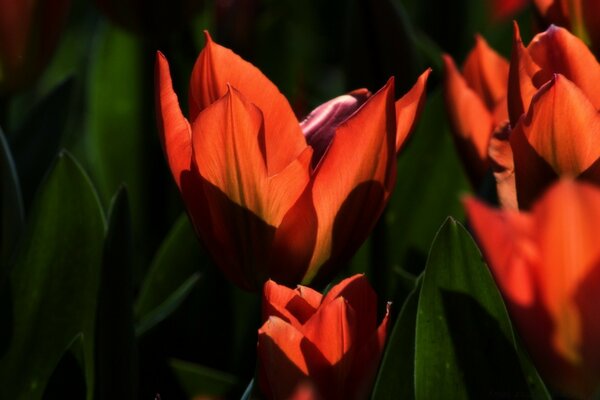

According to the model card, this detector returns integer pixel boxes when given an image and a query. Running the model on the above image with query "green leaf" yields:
[371,283,421,400]
[0,152,105,400]
[0,126,24,268]
[94,187,136,399]
[9,78,74,210]
[413,218,549,400]
[135,214,205,336]
[42,334,86,400]
[169,358,238,398]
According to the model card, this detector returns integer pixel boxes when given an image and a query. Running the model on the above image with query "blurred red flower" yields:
[155,32,430,290]
[492,24,600,209]
[465,180,600,398]
[493,0,530,21]
[0,0,71,92]
[258,274,390,400]
[442,35,510,186]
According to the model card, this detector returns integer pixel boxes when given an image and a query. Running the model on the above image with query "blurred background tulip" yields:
[493,24,600,209]
[0,0,71,93]
[258,275,389,399]
[466,180,600,399]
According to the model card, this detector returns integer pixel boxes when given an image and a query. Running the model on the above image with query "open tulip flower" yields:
[155,32,430,290]
[492,23,600,209]
[465,180,600,399]
[442,35,509,186]
[533,0,600,54]
[258,274,390,400]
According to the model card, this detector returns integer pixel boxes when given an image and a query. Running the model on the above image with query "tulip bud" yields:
[258,274,390,400]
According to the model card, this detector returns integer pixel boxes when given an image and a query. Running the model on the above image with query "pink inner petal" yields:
[300,90,370,167]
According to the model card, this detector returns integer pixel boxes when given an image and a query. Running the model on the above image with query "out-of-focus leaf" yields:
[135,214,205,335]
[413,218,550,400]
[383,89,469,291]
[0,127,24,268]
[371,283,420,400]
[0,152,105,400]
[9,78,74,210]
[240,378,254,400]
[42,334,86,400]
[94,187,136,399]
[87,21,148,265]
[169,358,238,398]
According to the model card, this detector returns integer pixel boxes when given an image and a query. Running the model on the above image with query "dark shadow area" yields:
[0,278,13,358]
[42,350,86,400]
[440,289,532,399]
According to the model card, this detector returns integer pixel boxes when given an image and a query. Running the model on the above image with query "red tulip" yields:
[533,0,600,53]
[258,274,390,400]
[492,23,600,209]
[465,180,600,399]
[443,35,510,186]
[0,0,71,92]
[155,32,430,290]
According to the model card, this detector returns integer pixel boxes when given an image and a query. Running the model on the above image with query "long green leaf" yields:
[0,126,24,268]
[94,187,136,399]
[413,218,549,400]
[169,358,238,398]
[0,152,105,400]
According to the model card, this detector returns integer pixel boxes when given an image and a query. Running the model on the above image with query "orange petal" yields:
[515,75,600,177]
[462,35,510,113]
[303,79,396,282]
[347,302,391,399]
[395,68,430,154]
[464,197,537,307]
[302,297,357,381]
[189,32,307,175]
[508,22,544,126]
[258,317,330,400]
[321,274,377,345]
[192,86,310,229]
[295,285,323,310]
[532,180,600,363]
[443,53,494,183]
[155,51,193,188]
[527,25,600,110]
[262,280,314,328]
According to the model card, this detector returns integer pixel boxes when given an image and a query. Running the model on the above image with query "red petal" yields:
[508,22,544,126]
[321,274,377,346]
[192,86,310,228]
[189,32,307,175]
[262,280,309,328]
[443,53,495,184]
[464,197,537,306]
[303,79,396,282]
[395,68,431,154]
[462,35,510,114]
[258,317,330,400]
[155,51,193,189]
[302,297,357,378]
[527,25,600,110]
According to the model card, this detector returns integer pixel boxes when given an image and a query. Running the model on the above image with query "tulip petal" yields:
[443,54,494,182]
[192,86,310,229]
[508,22,545,125]
[532,180,600,364]
[462,35,510,113]
[395,69,431,154]
[258,316,330,400]
[321,274,377,346]
[189,32,307,175]
[155,51,193,188]
[514,75,600,177]
[464,197,537,307]
[304,79,396,282]
[527,25,600,109]
[262,280,319,328]
[302,297,357,381]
